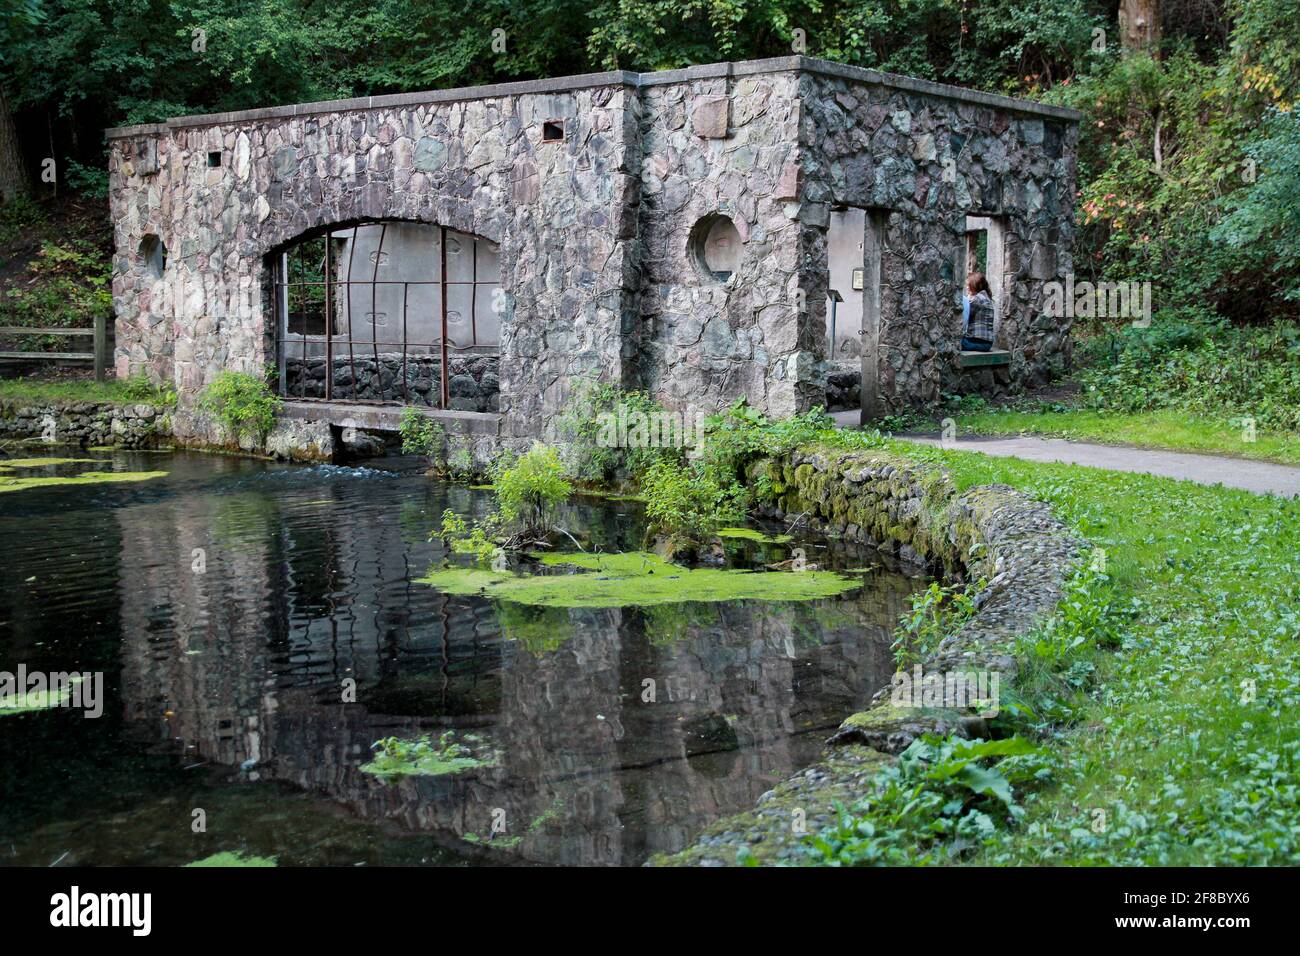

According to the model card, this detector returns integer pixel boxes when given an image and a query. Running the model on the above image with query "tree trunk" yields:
[1119,0,1161,54]
[0,84,30,202]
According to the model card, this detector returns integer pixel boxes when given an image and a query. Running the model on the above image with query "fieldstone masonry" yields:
[107,57,1079,442]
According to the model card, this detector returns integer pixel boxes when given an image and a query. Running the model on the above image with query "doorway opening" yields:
[826,206,886,425]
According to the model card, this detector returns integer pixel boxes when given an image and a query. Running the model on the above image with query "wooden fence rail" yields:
[0,314,107,381]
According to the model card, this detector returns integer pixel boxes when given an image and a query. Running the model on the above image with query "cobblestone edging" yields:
[652,445,1083,866]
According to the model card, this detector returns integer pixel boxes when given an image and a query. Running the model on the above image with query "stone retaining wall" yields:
[284,353,499,412]
[0,397,339,462]
[653,444,1083,865]
[0,399,170,449]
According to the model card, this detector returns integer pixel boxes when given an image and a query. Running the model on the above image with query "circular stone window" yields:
[689,213,742,282]
[139,234,167,279]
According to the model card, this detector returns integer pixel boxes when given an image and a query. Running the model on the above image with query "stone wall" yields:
[284,353,500,412]
[108,79,638,444]
[799,66,1080,411]
[655,445,1083,865]
[0,399,170,448]
[0,396,341,462]
[107,58,1079,440]
[633,72,816,418]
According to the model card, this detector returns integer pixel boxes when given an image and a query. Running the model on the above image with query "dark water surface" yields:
[0,451,925,866]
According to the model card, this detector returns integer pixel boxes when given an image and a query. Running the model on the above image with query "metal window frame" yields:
[273,222,500,408]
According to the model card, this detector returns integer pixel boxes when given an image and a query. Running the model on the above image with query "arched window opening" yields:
[274,222,501,411]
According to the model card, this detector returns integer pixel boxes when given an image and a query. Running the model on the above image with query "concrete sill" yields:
[958,349,1011,368]
[280,400,502,435]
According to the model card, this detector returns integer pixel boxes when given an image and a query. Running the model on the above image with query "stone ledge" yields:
[279,400,502,436]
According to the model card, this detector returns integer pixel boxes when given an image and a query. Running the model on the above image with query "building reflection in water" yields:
[116,470,922,866]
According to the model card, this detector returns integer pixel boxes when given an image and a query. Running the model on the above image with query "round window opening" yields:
[140,234,167,280]
[689,213,742,282]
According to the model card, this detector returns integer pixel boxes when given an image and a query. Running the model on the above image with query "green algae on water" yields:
[184,851,277,867]
[717,526,793,544]
[0,676,84,716]
[0,457,100,471]
[0,470,168,494]
[418,550,863,609]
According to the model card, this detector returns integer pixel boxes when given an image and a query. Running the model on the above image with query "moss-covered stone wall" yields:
[654,444,1083,865]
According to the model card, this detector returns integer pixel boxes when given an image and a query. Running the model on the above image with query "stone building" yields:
[106,56,1080,445]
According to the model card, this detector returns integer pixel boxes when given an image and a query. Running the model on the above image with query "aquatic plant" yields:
[0,675,84,716]
[199,370,282,444]
[716,526,793,545]
[640,457,736,552]
[493,442,571,539]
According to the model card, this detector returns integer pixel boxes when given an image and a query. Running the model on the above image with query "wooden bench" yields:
[958,348,1011,368]
[0,316,107,381]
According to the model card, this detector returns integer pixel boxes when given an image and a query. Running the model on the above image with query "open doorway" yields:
[963,215,1005,342]
[826,206,886,425]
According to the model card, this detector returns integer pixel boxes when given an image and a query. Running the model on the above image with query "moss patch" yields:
[360,731,500,781]
[418,550,863,608]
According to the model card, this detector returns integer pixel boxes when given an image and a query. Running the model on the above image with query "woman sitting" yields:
[961,272,996,352]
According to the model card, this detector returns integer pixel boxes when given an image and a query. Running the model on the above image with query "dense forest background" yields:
[1,0,1297,346]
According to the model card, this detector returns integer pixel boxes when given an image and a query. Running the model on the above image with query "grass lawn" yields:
[937,407,1300,466]
[891,440,1300,864]
[0,376,174,406]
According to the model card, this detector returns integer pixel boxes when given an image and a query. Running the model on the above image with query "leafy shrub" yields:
[555,377,680,483]
[492,442,572,538]
[1079,319,1300,431]
[0,240,111,344]
[640,457,736,545]
[120,373,176,406]
[802,734,1047,865]
[199,371,282,443]
[399,407,444,460]
[892,580,982,665]
[438,509,501,565]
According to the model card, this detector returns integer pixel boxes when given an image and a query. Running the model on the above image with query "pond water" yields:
[0,451,926,866]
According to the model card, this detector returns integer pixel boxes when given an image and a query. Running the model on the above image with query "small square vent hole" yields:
[542,121,564,142]
[207,151,222,168]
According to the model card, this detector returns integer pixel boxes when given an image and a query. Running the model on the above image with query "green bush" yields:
[120,373,176,406]
[1079,319,1300,432]
[0,240,111,343]
[640,457,736,546]
[555,377,680,483]
[199,371,282,444]
[801,735,1048,866]
[399,407,444,460]
[492,442,572,538]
